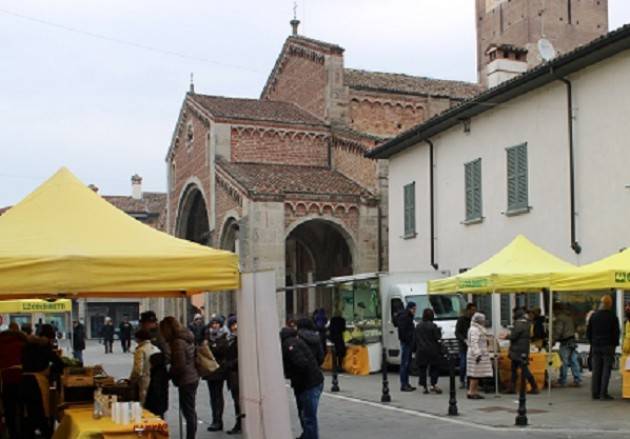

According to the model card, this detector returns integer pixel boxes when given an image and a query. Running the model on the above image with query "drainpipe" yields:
[377,205,383,272]
[557,76,582,254]
[426,139,439,269]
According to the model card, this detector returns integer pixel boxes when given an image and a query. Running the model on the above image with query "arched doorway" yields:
[176,184,211,319]
[285,218,354,320]
[177,185,210,245]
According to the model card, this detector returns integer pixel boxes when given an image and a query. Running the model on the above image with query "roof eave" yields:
[368,25,630,159]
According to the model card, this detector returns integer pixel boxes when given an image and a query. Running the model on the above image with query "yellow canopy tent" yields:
[552,248,630,291]
[428,235,576,294]
[0,168,239,299]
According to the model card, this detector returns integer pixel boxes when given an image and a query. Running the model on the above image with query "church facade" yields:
[164,23,480,320]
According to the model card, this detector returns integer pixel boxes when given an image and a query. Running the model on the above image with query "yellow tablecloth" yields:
[322,345,370,376]
[53,406,168,439]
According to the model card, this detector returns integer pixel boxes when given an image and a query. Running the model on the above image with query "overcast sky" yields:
[2,0,630,205]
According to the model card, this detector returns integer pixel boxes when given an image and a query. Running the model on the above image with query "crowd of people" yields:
[395,295,630,401]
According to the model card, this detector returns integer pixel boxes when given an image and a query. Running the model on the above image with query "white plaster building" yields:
[369,25,630,327]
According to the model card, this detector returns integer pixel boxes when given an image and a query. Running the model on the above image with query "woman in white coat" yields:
[130,329,160,405]
[466,312,493,399]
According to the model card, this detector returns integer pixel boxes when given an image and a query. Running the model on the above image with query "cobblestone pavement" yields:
[80,340,628,438]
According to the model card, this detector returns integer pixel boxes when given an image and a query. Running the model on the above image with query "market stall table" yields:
[53,406,168,439]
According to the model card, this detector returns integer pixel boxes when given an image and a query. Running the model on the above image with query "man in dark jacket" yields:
[281,327,324,439]
[297,318,325,366]
[102,318,115,354]
[328,313,346,372]
[72,320,86,363]
[455,303,476,388]
[587,295,620,400]
[507,308,538,394]
[225,317,241,435]
[119,316,133,353]
[205,316,229,432]
[396,301,416,391]
[188,313,206,346]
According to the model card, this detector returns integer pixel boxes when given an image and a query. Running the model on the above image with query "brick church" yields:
[166,0,608,320]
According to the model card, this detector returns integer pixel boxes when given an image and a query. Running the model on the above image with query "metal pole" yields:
[547,291,553,403]
[515,353,529,427]
[448,352,459,416]
[381,346,391,402]
[331,346,340,392]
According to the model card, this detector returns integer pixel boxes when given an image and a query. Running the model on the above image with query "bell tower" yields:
[476,0,608,86]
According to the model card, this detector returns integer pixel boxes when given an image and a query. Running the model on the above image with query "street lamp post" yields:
[331,346,340,392]
[448,352,459,416]
[515,353,529,427]
[381,346,391,402]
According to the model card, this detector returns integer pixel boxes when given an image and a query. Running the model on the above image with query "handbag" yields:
[196,341,220,378]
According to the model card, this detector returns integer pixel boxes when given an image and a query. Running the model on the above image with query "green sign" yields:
[459,278,489,289]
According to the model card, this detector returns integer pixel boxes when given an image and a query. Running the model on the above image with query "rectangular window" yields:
[464,159,482,221]
[506,143,529,213]
[403,182,416,238]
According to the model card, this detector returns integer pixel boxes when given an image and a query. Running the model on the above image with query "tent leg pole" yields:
[492,290,500,397]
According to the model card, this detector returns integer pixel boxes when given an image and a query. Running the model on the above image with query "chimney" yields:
[290,18,300,36]
[88,184,99,194]
[485,44,528,88]
[131,174,143,200]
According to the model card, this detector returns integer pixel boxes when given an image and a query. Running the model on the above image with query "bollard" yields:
[331,346,340,392]
[515,353,528,427]
[381,347,391,403]
[448,352,459,416]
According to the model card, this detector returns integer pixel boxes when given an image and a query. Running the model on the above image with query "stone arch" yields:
[176,178,211,244]
[285,216,357,319]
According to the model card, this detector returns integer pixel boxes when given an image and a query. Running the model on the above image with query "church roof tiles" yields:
[344,68,483,100]
[190,94,326,127]
[217,158,370,200]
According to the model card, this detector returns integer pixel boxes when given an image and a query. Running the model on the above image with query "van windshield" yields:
[407,294,465,321]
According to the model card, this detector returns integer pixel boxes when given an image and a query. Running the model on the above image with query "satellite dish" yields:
[538,38,557,62]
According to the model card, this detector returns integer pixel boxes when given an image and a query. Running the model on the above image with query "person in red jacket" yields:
[0,324,27,438]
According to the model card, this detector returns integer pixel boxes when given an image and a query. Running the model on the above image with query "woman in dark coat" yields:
[160,316,199,439]
[144,352,169,418]
[224,317,241,435]
[414,308,443,394]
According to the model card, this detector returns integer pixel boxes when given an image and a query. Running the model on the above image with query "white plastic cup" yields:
[132,402,142,423]
[121,402,130,425]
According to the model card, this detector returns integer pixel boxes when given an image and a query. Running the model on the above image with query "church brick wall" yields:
[348,96,427,138]
[168,111,211,234]
[230,127,329,167]
[263,53,327,119]
[284,201,361,239]
[331,145,378,193]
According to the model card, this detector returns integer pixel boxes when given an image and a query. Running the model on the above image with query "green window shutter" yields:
[403,182,415,236]
[507,143,528,211]
[465,159,482,221]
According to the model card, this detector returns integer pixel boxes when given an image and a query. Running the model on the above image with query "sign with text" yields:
[0,299,71,314]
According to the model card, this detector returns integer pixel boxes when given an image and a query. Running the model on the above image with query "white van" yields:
[380,273,465,365]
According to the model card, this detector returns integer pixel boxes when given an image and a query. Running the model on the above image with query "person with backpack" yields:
[328,313,346,372]
[396,301,417,392]
[281,326,324,439]
[313,309,328,355]
[297,318,324,366]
